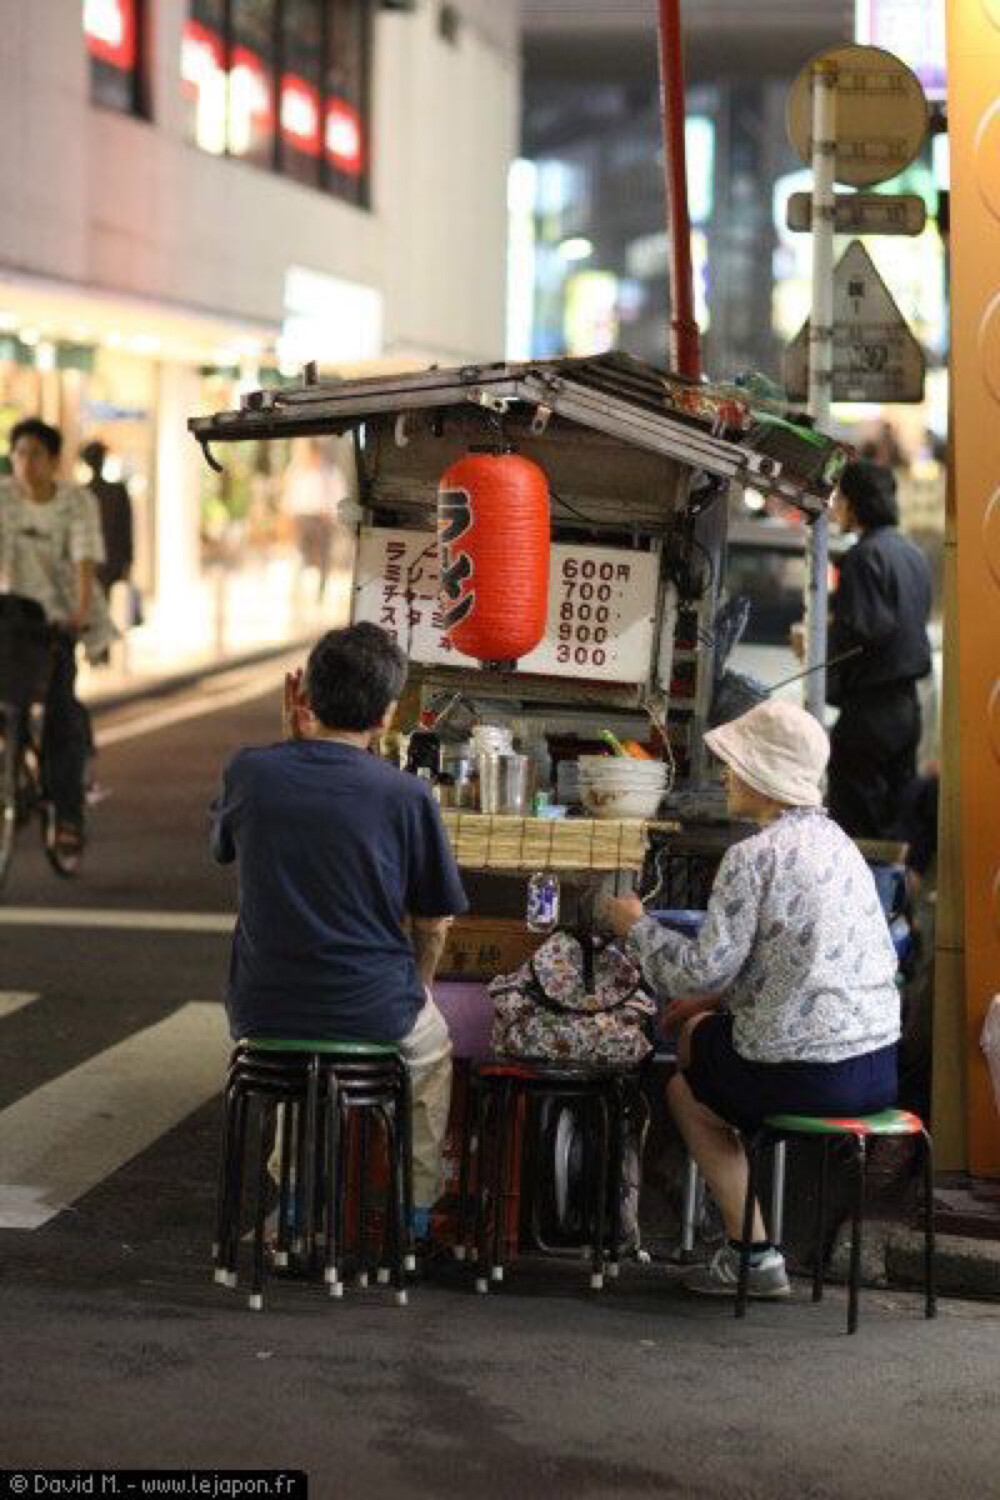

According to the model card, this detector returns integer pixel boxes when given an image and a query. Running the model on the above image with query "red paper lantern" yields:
[437,452,551,664]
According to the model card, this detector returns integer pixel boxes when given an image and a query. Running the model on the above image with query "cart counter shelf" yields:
[441,811,680,874]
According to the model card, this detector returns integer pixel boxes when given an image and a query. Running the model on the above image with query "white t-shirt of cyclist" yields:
[0,481,115,659]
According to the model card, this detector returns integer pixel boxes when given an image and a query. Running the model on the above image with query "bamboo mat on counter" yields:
[441,812,679,872]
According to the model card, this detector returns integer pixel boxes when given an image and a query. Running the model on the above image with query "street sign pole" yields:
[805,59,837,723]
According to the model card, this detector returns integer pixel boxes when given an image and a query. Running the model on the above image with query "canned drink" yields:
[526,871,561,932]
[532,789,551,815]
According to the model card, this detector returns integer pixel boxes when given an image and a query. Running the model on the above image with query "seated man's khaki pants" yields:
[268,998,453,1212]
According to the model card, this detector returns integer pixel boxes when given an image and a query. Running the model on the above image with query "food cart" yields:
[189,350,847,1248]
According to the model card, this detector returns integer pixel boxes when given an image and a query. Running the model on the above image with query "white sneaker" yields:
[684,1243,790,1299]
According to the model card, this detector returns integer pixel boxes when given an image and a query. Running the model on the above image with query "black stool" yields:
[737,1107,936,1335]
[456,1059,642,1293]
[214,1038,414,1310]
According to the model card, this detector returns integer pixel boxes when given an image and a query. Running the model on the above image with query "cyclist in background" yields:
[0,418,115,873]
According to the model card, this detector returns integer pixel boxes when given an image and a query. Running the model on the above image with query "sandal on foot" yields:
[46,818,84,878]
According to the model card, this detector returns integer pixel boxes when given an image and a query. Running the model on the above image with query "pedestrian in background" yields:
[80,440,134,602]
[825,460,932,839]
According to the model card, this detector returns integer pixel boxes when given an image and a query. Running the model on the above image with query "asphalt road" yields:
[2,662,1000,1499]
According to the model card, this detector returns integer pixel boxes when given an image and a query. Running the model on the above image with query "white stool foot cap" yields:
[395,1290,409,1307]
[323,1266,340,1284]
[475,1278,489,1295]
[225,1271,238,1289]
[329,1281,344,1299]
[377,1267,390,1286]
[453,1245,467,1262]
[248,1293,263,1310]
[356,1272,369,1289]
[608,1262,620,1279]
[404,1253,416,1273]
[213,1268,229,1286]
[590,1273,604,1291]
[273,1251,289,1268]
[490,1266,504,1283]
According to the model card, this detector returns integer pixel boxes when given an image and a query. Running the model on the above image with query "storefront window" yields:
[280,0,324,188]
[182,1,370,205]
[84,0,148,117]
[325,0,369,203]
[229,0,277,167]
[182,1,228,154]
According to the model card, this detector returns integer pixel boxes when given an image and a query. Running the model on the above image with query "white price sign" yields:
[353,528,658,683]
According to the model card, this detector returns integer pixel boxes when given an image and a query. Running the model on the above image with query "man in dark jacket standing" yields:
[825,460,932,838]
[80,440,134,595]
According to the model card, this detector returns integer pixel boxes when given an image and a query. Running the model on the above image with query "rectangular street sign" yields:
[786,191,927,236]
[784,239,926,403]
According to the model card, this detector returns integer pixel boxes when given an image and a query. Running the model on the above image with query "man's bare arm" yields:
[411,916,453,990]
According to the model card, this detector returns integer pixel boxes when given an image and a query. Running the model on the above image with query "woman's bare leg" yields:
[668,1014,766,1242]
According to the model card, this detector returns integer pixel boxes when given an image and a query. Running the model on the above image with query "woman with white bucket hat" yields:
[605,699,901,1299]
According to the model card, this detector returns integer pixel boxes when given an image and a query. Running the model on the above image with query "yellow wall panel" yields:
[947,0,1000,1174]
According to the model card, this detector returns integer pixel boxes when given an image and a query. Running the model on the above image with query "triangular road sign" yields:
[784,239,925,402]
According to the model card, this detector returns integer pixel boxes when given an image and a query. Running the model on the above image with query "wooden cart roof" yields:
[188,351,845,524]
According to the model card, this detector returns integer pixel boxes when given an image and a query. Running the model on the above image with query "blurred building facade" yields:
[517,1,947,427]
[0,0,517,669]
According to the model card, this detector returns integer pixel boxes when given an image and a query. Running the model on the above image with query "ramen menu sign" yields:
[353,528,658,684]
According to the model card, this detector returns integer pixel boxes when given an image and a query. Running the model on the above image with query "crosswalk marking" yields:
[0,992,39,1019]
[0,1002,230,1230]
[0,908,234,933]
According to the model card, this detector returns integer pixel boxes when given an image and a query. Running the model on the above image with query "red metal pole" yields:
[656,0,701,379]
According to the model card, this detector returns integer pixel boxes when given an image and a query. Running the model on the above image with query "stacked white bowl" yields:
[577,755,669,820]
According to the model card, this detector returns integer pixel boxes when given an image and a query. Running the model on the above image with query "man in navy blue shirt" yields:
[211,622,468,1217]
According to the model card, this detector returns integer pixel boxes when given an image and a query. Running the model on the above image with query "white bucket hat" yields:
[704,699,829,808]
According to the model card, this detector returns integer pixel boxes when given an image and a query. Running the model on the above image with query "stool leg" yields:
[474,1082,492,1293]
[812,1138,829,1303]
[590,1092,610,1292]
[848,1136,867,1336]
[225,1085,250,1286]
[377,1100,393,1288]
[736,1133,764,1320]
[331,1096,349,1297]
[381,1103,408,1306]
[249,1100,271,1311]
[770,1140,787,1251]
[921,1128,937,1319]
[323,1079,342,1296]
[301,1057,321,1270]
[274,1100,295,1270]
[455,1075,475,1263]
[490,1081,513,1285]
[213,1081,232,1271]
[607,1083,625,1279]
[579,1097,595,1261]
[399,1066,416,1273]
[680,1156,701,1258]
[357,1109,371,1288]
[214,1079,240,1286]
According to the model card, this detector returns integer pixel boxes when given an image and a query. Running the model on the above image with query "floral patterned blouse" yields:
[625,809,900,1064]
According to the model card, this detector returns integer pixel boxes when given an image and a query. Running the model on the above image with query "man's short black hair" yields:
[10,418,62,459]
[305,623,408,731]
[839,460,899,529]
